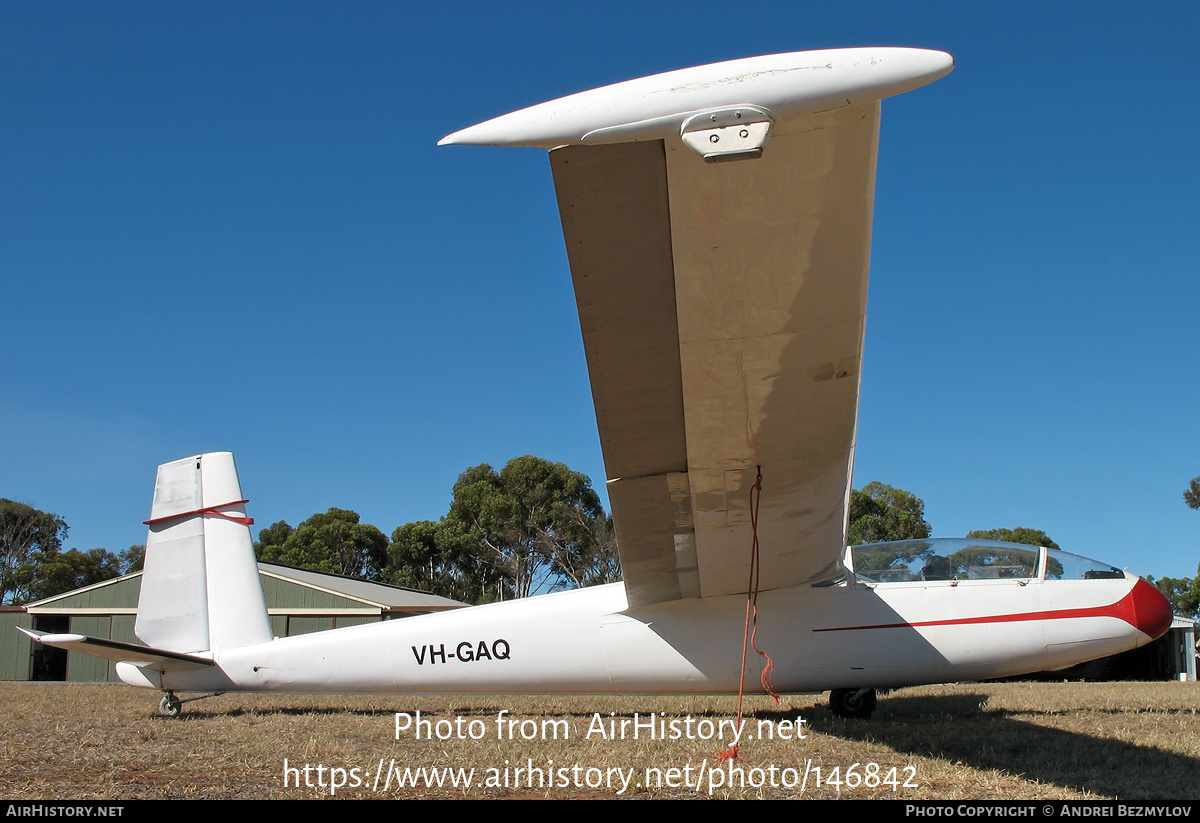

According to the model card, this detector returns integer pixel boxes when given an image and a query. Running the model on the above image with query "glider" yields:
[26,48,1172,718]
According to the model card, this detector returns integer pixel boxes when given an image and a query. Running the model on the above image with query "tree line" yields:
[3,466,1197,616]
[0,498,142,605]
[0,456,616,607]
[255,455,619,604]
[847,480,1058,548]
[1149,475,1200,618]
[852,478,1200,619]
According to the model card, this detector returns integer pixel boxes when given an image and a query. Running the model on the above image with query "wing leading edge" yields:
[442,48,952,607]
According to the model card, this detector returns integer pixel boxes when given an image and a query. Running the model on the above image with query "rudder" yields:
[135,452,273,654]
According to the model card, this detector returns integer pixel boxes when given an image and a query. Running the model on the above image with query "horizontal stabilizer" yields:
[18,628,215,672]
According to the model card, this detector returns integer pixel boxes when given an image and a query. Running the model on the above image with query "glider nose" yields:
[1128,577,1173,641]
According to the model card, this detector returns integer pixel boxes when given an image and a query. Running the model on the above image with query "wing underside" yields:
[552,103,880,607]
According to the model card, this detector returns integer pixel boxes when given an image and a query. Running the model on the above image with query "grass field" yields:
[1,681,1197,799]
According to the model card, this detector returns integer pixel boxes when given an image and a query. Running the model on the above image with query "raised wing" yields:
[442,48,953,607]
[552,104,879,606]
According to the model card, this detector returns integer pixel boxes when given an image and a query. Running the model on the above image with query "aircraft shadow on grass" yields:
[805,692,1200,799]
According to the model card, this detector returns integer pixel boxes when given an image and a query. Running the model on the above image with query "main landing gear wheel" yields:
[829,688,877,719]
[158,693,182,717]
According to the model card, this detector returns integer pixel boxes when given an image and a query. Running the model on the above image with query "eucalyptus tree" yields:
[444,456,613,600]
[846,481,931,545]
[256,508,388,579]
[0,499,68,605]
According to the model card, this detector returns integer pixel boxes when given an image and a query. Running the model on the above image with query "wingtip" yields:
[437,119,521,147]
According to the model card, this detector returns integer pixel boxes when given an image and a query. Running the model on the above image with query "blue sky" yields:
[2,2,1198,581]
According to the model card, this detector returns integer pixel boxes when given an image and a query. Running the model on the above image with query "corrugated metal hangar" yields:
[0,562,463,683]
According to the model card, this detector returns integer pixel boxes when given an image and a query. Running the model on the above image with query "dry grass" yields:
[1,681,1197,799]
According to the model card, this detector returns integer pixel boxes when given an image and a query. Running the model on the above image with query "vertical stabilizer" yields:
[135,453,273,654]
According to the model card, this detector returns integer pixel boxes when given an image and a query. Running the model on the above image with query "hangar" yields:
[0,563,463,683]
[1051,615,1195,683]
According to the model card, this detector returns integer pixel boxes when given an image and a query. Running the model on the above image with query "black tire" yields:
[829,687,876,719]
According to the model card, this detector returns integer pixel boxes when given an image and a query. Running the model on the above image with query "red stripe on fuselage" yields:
[813,579,1171,639]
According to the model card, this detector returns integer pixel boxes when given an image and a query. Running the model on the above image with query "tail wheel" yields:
[158,693,182,717]
[829,687,877,719]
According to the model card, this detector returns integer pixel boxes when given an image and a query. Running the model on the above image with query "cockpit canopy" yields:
[849,538,1124,585]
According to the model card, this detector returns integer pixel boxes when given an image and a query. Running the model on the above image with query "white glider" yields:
[27,48,1171,718]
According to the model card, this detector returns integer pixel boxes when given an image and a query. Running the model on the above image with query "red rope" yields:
[143,500,254,527]
[717,467,778,763]
[747,470,779,705]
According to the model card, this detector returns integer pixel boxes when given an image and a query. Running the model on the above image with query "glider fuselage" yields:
[119,549,1170,697]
